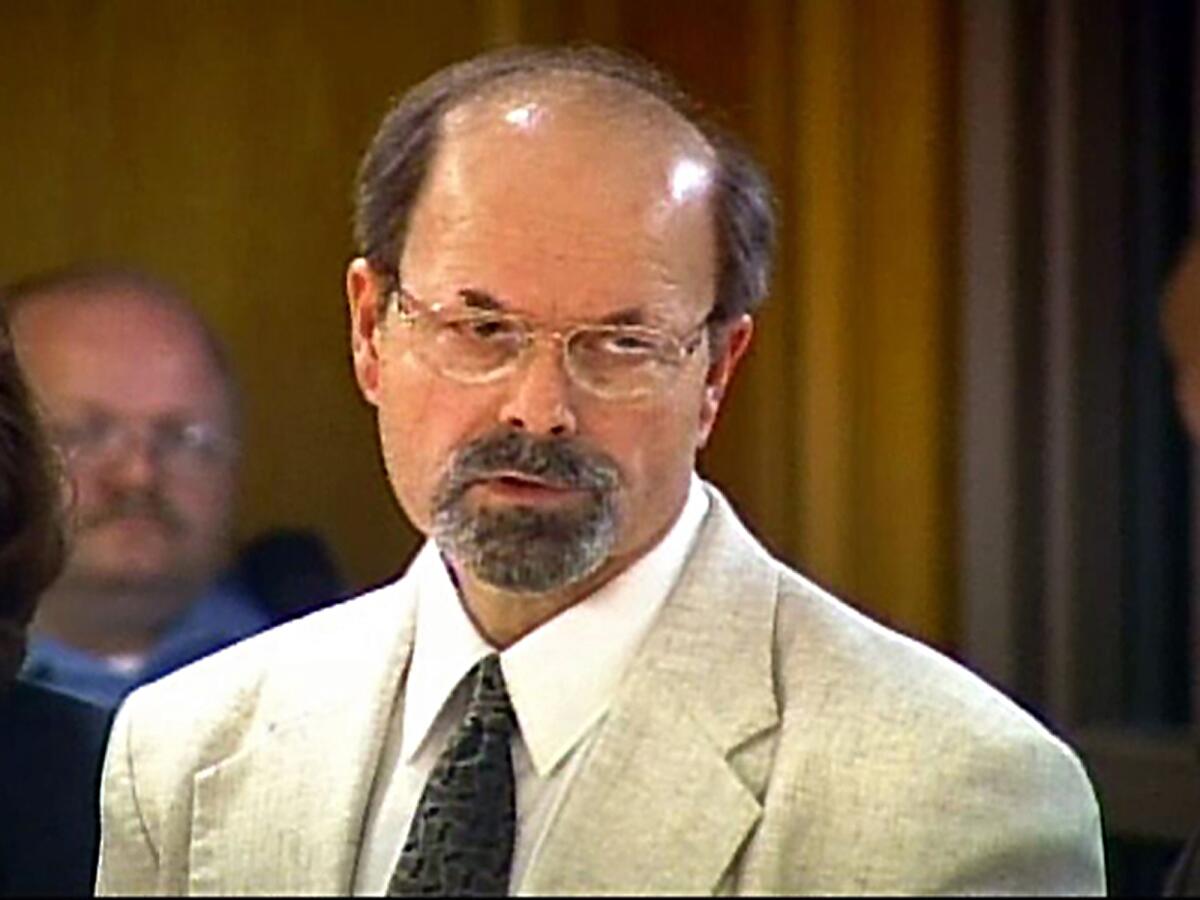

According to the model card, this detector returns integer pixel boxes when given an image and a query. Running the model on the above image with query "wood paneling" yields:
[0,1,961,645]
[0,1,490,588]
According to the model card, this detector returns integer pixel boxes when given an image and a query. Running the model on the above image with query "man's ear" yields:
[697,314,753,448]
[347,258,386,406]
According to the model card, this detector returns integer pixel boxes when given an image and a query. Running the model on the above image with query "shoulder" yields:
[700,484,1083,762]
[0,680,111,895]
[2,677,113,735]
[0,678,112,770]
[761,565,1102,891]
[694,486,1102,890]
[180,580,273,634]
[772,568,1053,741]
[115,577,415,772]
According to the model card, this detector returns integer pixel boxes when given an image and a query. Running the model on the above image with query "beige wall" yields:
[0,0,960,644]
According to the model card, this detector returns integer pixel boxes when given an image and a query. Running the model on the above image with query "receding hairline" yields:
[5,265,186,314]
[1,266,243,433]
[355,44,776,323]
[444,67,715,153]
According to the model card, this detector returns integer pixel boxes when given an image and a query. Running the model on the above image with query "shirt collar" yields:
[400,473,710,775]
[400,543,493,764]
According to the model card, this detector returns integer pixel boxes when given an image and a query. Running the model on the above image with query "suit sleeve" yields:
[751,694,1107,894]
[919,727,1107,896]
[96,698,161,895]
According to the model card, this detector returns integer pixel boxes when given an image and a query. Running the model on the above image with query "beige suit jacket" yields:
[96,486,1105,895]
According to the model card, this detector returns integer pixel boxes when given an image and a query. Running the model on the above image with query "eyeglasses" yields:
[387,288,710,401]
[49,414,236,473]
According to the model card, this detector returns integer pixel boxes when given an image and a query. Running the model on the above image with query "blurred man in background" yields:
[3,267,269,707]
[1164,242,1200,445]
[1161,240,1200,896]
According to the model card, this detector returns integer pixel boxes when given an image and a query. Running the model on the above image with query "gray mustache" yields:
[78,490,187,536]
[440,429,620,498]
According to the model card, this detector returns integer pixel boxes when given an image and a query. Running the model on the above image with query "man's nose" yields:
[497,341,578,437]
[99,432,164,489]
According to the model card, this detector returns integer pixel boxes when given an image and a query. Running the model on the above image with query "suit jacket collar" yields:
[523,485,781,894]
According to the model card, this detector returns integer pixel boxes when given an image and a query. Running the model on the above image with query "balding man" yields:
[5,268,269,707]
[96,47,1105,895]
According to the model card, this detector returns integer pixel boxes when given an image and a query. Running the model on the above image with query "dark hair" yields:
[354,44,776,326]
[0,264,243,438]
[0,309,65,689]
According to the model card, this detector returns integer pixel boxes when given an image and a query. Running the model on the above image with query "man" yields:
[1160,239,1200,897]
[97,46,1105,894]
[4,268,269,707]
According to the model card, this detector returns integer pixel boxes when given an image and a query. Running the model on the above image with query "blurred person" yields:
[233,527,348,624]
[1160,238,1200,896]
[0,303,111,896]
[3,267,269,708]
[97,46,1103,894]
[1164,240,1200,445]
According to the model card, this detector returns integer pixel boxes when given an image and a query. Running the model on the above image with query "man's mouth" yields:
[470,472,587,502]
[92,512,171,531]
[80,507,182,538]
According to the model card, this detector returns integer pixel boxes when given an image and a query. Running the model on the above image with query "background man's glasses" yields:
[388,288,709,401]
[50,415,235,473]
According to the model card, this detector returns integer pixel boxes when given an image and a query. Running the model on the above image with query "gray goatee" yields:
[431,428,621,594]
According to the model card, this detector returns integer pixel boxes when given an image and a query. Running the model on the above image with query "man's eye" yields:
[454,317,520,342]
[157,423,227,459]
[55,421,111,448]
[600,331,661,355]
[155,425,191,452]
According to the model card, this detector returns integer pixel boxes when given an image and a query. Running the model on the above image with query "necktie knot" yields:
[468,655,517,734]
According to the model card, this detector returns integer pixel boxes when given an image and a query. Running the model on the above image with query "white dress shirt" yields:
[353,474,709,895]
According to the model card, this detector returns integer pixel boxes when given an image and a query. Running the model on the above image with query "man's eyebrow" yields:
[454,290,649,326]
[598,308,646,326]
[456,288,504,311]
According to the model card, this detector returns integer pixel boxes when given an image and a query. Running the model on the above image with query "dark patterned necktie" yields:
[388,654,518,896]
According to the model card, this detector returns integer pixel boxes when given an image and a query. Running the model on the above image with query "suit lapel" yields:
[187,588,418,895]
[525,488,781,894]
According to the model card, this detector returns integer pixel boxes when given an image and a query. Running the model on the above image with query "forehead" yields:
[13,291,230,421]
[400,76,718,322]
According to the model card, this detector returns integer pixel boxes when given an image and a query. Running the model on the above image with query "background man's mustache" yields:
[440,429,621,499]
[77,491,187,536]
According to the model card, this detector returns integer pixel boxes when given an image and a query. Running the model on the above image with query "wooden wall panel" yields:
[852,0,958,642]
[0,0,960,645]
[794,0,857,590]
[0,1,493,588]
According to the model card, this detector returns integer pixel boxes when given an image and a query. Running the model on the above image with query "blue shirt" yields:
[22,581,271,708]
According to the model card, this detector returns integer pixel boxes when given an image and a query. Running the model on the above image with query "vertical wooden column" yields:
[793,0,958,643]
[870,0,958,643]
[793,0,857,590]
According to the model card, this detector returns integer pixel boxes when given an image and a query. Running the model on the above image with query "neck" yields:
[453,554,633,649]
[33,578,200,658]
